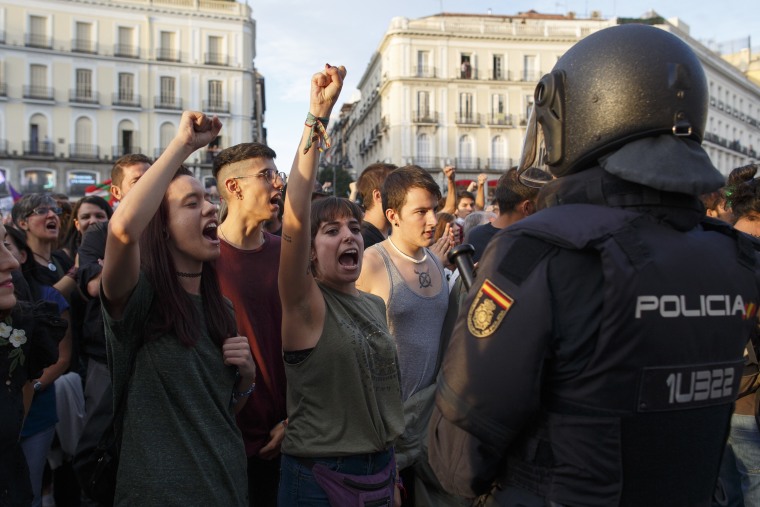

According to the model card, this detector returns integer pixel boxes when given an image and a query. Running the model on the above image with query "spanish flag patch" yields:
[467,279,514,338]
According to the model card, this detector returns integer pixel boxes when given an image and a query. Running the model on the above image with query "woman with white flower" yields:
[0,222,67,506]
[5,224,72,507]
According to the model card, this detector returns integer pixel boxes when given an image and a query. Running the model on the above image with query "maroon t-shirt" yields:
[215,232,286,456]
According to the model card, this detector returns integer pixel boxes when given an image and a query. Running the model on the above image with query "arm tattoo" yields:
[282,233,292,243]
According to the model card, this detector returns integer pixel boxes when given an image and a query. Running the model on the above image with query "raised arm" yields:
[102,112,222,317]
[440,166,457,214]
[475,173,487,211]
[279,65,345,350]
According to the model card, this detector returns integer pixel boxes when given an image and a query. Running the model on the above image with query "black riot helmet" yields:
[518,23,709,185]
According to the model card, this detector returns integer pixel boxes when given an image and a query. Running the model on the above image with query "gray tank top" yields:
[373,243,450,401]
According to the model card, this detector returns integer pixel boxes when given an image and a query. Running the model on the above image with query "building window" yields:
[458,92,474,123]
[26,114,52,155]
[115,119,137,158]
[158,31,178,61]
[159,122,175,154]
[417,91,431,120]
[21,168,56,193]
[416,133,432,167]
[74,69,93,101]
[72,117,97,158]
[458,135,475,169]
[67,170,98,196]
[490,136,508,170]
[0,168,9,198]
[492,54,504,80]
[460,54,472,79]
[116,27,137,58]
[416,51,432,77]
[206,36,225,65]
[205,80,228,113]
[26,64,51,100]
[157,76,180,109]
[74,22,96,53]
[116,73,136,106]
[27,16,50,48]
[523,55,537,82]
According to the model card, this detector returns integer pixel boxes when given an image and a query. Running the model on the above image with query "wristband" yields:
[303,112,331,155]
[231,382,255,404]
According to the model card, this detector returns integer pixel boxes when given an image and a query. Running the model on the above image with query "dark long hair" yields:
[140,166,236,348]
[62,196,113,260]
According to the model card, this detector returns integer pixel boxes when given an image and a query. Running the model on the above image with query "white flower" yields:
[9,329,26,348]
[0,322,11,338]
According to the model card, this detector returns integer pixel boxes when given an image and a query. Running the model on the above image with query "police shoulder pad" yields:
[467,278,514,338]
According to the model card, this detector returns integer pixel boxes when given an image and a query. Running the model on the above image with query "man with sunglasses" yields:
[212,143,286,507]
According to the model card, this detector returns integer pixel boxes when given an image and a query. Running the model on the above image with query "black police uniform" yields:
[428,170,760,506]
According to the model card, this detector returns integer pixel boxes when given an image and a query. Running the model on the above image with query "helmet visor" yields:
[517,105,554,187]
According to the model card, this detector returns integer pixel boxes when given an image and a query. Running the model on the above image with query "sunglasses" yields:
[232,169,286,185]
[26,206,63,218]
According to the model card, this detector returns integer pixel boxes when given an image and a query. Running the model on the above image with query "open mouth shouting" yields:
[338,248,359,269]
[202,222,219,244]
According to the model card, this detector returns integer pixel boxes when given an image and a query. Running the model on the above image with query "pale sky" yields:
[250,0,759,167]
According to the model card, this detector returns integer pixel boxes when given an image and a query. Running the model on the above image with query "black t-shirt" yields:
[361,221,386,250]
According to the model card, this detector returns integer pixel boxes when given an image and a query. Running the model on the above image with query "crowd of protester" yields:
[2,57,760,507]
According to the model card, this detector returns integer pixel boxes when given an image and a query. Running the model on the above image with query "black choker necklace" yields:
[176,271,203,278]
[32,251,56,272]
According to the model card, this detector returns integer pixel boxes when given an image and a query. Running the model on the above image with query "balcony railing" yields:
[487,158,513,170]
[412,111,438,124]
[23,141,55,156]
[455,112,481,125]
[520,70,542,82]
[457,66,478,80]
[112,93,141,108]
[413,156,440,169]
[204,52,228,66]
[23,85,55,101]
[486,113,513,126]
[456,157,480,170]
[114,44,139,58]
[155,96,183,110]
[203,100,230,113]
[156,47,181,62]
[25,33,52,49]
[413,66,437,78]
[69,144,99,159]
[72,38,97,54]
[112,145,143,158]
[489,69,511,81]
[70,90,100,105]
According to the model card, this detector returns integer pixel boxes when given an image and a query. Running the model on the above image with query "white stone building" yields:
[334,11,759,191]
[0,0,262,198]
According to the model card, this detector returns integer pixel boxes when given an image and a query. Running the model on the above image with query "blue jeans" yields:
[20,425,56,507]
[730,414,760,506]
[278,450,392,507]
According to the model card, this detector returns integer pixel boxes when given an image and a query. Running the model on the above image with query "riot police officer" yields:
[428,24,760,506]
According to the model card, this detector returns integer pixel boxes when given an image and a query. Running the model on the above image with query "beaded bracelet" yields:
[231,381,256,404]
[303,112,331,155]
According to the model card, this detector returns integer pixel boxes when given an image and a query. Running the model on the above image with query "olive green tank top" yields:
[282,283,405,457]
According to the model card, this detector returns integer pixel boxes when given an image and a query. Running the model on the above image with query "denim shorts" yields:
[277,449,392,507]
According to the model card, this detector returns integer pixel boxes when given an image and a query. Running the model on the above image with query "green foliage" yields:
[317,165,353,198]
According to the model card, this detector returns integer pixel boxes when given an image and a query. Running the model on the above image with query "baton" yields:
[448,243,476,291]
